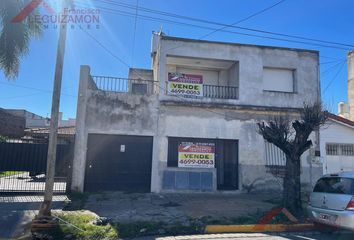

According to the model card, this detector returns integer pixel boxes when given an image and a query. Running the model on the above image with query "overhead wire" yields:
[0,81,77,98]
[322,61,346,93]
[92,0,354,49]
[130,0,139,65]
[76,1,349,111]
[73,1,352,51]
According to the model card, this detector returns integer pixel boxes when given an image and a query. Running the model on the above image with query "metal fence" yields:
[0,142,73,194]
[90,75,157,95]
[264,141,286,178]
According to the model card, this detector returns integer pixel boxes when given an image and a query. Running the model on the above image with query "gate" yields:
[85,134,153,192]
[0,141,73,194]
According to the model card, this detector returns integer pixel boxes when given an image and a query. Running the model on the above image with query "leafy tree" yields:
[0,135,7,142]
[257,103,328,214]
[0,0,42,79]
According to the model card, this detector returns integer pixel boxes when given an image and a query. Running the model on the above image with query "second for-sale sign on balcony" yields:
[178,142,215,168]
[167,73,203,97]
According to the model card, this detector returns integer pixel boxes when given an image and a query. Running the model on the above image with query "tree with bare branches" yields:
[257,103,328,214]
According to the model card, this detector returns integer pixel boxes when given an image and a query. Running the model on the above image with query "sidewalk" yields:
[83,192,279,224]
[155,232,354,240]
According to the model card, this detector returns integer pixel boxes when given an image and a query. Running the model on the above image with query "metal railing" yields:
[91,75,238,99]
[203,84,239,99]
[91,75,158,95]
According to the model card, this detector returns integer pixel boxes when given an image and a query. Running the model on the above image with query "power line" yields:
[322,62,346,93]
[0,92,46,100]
[130,0,139,65]
[321,60,346,76]
[320,55,346,60]
[0,82,77,98]
[197,0,286,40]
[91,0,354,49]
[320,59,346,65]
[161,0,288,53]
[74,2,351,51]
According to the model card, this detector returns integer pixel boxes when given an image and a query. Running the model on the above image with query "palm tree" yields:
[0,0,42,79]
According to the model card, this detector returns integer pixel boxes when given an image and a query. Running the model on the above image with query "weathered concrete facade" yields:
[72,34,322,193]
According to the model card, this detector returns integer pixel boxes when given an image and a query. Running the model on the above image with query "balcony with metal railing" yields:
[90,75,158,95]
[165,81,239,100]
[203,84,238,99]
[89,75,238,100]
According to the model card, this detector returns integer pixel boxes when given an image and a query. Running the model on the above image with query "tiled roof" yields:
[25,126,75,136]
[328,113,354,128]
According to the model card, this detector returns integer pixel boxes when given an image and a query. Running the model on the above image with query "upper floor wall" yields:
[152,34,320,109]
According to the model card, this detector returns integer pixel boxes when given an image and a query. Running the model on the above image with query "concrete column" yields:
[71,65,90,192]
[150,135,162,192]
[348,51,354,121]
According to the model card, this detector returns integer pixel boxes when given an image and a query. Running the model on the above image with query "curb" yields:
[205,223,315,233]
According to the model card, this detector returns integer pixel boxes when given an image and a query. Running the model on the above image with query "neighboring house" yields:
[320,51,354,174]
[24,126,75,144]
[5,109,75,129]
[6,109,50,128]
[320,114,354,174]
[71,33,321,193]
[0,108,25,138]
[58,112,76,127]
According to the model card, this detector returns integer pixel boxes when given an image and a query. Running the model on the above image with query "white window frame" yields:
[263,67,296,93]
[326,143,354,156]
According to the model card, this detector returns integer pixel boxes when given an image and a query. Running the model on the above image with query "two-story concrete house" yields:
[71,33,322,193]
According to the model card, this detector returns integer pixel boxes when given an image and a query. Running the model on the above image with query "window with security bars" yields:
[341,144,354,156]
[326,143,354,156]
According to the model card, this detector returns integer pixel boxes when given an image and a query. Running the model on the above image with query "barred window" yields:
[326,143,354,156]
[341,144,354,156]
[265,141,286,166]
[326,144,339,156]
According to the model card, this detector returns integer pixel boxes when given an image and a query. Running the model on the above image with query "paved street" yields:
[155,232,354,240]
[0,195,68,239]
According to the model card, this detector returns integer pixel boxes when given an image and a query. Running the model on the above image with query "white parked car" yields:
[308,172,354,231]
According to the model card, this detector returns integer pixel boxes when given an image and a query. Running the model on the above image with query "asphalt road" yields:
[154,232,354,240]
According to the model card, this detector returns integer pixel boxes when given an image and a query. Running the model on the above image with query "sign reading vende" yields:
[178,142,215,168]
[167,73,203,97]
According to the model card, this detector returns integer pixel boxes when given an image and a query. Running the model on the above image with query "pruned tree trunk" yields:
[283,155,302,215]
[257,102,328,216]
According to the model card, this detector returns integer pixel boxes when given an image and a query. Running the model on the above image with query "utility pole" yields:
[38,1,69,218]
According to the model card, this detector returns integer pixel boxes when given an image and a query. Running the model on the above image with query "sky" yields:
[0,0,353,119]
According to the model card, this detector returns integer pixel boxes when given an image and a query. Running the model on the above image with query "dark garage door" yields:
[84,134,153,192]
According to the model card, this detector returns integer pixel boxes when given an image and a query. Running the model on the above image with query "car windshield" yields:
[314,177,354,194]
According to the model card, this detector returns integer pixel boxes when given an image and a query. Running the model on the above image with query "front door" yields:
[216,140,238,190]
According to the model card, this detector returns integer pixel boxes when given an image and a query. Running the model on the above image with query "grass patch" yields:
[46,212,118,240]
[0,171,24,178]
